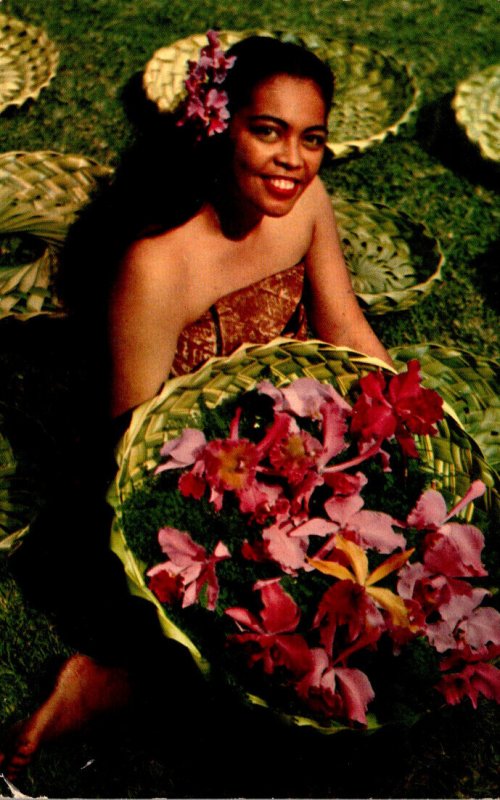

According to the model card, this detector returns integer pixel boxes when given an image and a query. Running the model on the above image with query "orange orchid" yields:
[309,536,416,630]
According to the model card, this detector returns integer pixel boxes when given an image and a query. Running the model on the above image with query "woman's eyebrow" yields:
[248,114,328,133]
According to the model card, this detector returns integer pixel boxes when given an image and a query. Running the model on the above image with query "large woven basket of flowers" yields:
[108,339,499,733]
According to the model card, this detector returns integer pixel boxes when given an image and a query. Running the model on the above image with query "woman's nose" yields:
[275,136,303,169]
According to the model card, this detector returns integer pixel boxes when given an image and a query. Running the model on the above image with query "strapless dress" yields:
[171,262,308,376]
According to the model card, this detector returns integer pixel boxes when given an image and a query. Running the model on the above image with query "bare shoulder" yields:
[301,176,334,222]
[115,232,190,315]
[118,233,183,285]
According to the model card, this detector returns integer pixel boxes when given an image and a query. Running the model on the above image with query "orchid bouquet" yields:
[176,30,236,138]
[121,359,500,730]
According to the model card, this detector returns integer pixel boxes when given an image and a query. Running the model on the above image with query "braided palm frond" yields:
[453,64,500,163]
[0,14,59,113]
[0,151,111,320]
[333,196,444,314]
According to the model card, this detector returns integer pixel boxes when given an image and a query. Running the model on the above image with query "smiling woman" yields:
[228,74,327,214]
[1,33,394,780]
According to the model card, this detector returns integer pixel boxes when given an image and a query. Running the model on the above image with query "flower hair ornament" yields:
[177,30,236,138]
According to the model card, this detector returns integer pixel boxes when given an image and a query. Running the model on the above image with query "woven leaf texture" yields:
[333,196,444,314]
[0,14,59,113]
[0,151,111,320]
[453,64,500,163]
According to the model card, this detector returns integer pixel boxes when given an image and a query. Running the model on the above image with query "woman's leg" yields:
[1,493,207,780]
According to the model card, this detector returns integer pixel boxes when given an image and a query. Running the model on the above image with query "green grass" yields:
[1,0,499,796]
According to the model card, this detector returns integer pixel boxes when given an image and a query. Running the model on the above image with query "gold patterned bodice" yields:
[171,262,308,376]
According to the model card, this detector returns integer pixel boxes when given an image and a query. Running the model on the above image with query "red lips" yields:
[262,176,301,200]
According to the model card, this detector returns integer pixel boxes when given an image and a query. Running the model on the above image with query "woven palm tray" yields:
[0,14,59,114]
[452,64,500,163]
[0,151,112,320]
[143,30,419,159]
[333,196,444,314]
[391,343,500,473]
[108,338,497,725]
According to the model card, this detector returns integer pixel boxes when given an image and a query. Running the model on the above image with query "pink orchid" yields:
[260,519,313,574]
[146,563,183,605]
[258,377,351,421]
[258,378,351,469]
[155,428,207,474]
[398,562,479,624]
[269,429,323,485]
[291,487,406,555]
[199,30,236,81]
[204,88,231,135]
[398,561,499,653]
[407,482,487,577]
[177,31,236,136]
[425,589,494,653]
[289,469,325,521]
[225,580,312,676]
[179,409,290,515]
[147,527,230,610]
[295,647,375,724]
[456,605,500,651]
[436,662,500,708]
[237,480,289,523]
[324,492,406,553]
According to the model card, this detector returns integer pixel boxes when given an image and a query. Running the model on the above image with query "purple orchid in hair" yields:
[177,30,236,138]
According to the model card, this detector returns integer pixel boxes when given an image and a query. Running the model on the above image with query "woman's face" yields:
[228,74,328,219]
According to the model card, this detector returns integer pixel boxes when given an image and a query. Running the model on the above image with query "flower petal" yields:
[367,586,413,629]
[366,548,415,586]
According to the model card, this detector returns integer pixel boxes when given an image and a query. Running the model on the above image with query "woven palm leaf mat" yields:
[0,14,59,114]
[452,64,500,163]
[0,151,112,320]
[109,339,497,682]
[333,196,443,314]
[390,343,500,473]
[143,30,419,158]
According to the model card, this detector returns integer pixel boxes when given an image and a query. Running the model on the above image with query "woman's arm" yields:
[108,237,186,418]
[304,179,394,367]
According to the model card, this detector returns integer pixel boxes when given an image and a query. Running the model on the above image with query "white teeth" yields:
[269,178,296,190]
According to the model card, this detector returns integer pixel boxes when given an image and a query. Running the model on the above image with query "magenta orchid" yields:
[225,580,312,677]
[295,647,375,724]
[350,359,443,457]
[177,30,236,138]
[406,481,487,577]
[147,526,230,610]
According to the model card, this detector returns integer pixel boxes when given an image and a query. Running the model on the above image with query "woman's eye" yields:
[303,133,327,150]
[251,126,280,142]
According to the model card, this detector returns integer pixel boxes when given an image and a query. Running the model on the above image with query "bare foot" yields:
[0,654,131,781]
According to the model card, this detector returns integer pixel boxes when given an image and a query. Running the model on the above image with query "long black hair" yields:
[58,35,334,318]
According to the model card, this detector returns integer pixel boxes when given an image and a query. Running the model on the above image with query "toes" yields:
[0,731,37,782]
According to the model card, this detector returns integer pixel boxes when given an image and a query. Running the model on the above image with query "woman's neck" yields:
[211,184,264,241]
